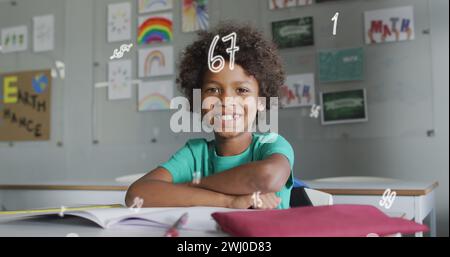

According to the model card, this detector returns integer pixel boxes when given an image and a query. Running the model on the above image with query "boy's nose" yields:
[219,95,239,109]
[220,88,236,98]
[220,88,240,103]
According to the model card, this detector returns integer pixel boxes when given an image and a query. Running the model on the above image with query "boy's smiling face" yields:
[201,63,265,139]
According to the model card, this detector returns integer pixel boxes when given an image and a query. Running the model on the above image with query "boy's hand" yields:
[254,193,281,209]
[228,193,281,210]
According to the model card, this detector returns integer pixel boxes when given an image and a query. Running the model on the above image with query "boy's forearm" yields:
[192,161,273,195]
[126,180,234,208]
[193,154,291,195]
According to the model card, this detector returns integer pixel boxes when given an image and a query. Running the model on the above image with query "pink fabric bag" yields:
[212,204,429,237]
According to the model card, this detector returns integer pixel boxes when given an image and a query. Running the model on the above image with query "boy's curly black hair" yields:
[177,22,285,110]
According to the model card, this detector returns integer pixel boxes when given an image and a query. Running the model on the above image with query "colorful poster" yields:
[138,80,173,111]
[320,89,368,125]
[33,15,54,52]
[269,0,312,10]
[108,2,132,43]
[319,47,364,83]
[182,0,209,32]
[138,46,174,78]
[138,0,173,14]
[108,60,132,100]
[280,73,315,108]
[0,70,52,141]
[138,13,173,45]
[364,6,415,45]
[272,17,314,49]
[1,26,28,53]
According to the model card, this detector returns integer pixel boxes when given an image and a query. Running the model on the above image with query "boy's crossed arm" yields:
[190,154,291,195]
[125,154,290,210]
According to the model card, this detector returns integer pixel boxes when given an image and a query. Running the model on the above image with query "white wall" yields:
[428,0,449,236]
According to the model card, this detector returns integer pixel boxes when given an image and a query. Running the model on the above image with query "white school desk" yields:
[0,180,129,211]
[304,177,439,237]
[0,180,225,237]
[0,211,405,237]
[0,178,438,237]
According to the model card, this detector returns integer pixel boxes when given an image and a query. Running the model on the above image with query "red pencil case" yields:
[212,204,429,237]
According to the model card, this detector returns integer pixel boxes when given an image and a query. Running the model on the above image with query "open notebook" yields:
[0,205,242,232]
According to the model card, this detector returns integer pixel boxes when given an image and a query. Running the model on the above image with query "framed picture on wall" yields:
[280,73,315,108]
[182,0,209,32]
[364,6,415,45]
[138,80,174,111]
[138,46,174,78]
[272,17,314,49]
[107,2,132,43]
[319,47,364,83]
[320,89,368,125]
[1,25,28,53]
[137,13,173,45]
[138,0,173,14]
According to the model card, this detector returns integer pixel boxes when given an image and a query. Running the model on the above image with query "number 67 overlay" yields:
[208,32,240,73]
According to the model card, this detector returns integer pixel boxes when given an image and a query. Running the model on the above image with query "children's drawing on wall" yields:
[138,46,174,78]
[138,80,173,111]
[33,15,54,52]
[1,25,28,53]
[319,47,364,83]
[269,0,313,10]
[108,60,132,101]
[138,0,173,14]
[365,6,415,45]
[138,13,173,44]
[108,2,132,42]
[182,0,209,32]
[272,17,314,49]
[280,73,315,108]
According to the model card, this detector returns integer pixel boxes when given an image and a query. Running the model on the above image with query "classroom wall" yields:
[0,0,448,236]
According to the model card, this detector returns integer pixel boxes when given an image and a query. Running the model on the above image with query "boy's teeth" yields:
[222,115,233,121]
[214,114,242,121]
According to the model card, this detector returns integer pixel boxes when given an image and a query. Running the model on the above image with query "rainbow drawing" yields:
[138,14,173,45]
[138,80,173,111]
[139,93,171,111]
[138,0,172,14]
[138,46,174,78]
[144,50,165,76]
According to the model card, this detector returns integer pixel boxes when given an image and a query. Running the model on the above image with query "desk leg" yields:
[430,208,437,237]
[414,196,424,237]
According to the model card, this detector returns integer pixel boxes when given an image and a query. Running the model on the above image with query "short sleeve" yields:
[159,143,195,184]
[257,134,295,189]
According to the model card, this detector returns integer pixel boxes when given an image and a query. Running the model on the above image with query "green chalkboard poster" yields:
[272,17,314,49]
[320,89,368,125]
[319,47,364,83]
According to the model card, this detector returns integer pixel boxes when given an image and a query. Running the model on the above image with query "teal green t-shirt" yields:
[159,133,295,209]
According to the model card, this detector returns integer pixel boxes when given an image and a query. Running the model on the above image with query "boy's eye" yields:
[205,88,220,94]
[237,88,250,94]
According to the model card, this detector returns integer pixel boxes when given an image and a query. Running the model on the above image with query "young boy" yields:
[126,23,295,210]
